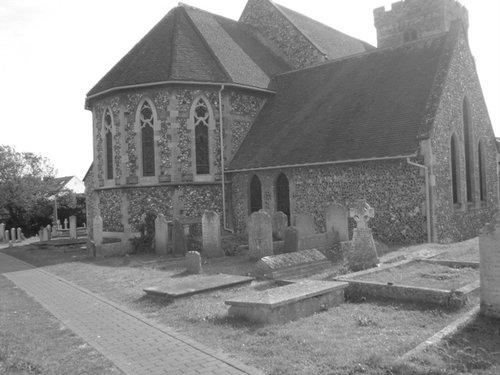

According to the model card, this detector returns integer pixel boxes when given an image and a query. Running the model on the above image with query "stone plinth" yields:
[479,216,500,318]
[326,203,348,241]
[186,251,202,274]
[69,215,77,239]
[272,211,288,240]
[172,219,187,256]
[248,210,273,260]
[154,214,169,256]
[202,210,223,258]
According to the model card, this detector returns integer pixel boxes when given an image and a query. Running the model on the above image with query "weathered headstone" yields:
[172,219,187,256]
[0,223,4,241]
[93,215,103,247]
[272,211,288,240]
[248,210,273,260]
[326,203,348,241]
[5,230,10,242]
[202,210,223,258]
[479,215,500,318]
[69,215,77,239]
[10,227,16,242]
[38,229,43,242]
[46,225,52,241]
[83,222,86,228]
[52,222,58,237]
[64,218,68,230]
[154,214,169,255]
[186,251,202,274]
[348,200,378,271]
[283,226,299,253]
[294,214,316,237]
[57,219,61,230]
[17,228,22,242]
[41,227,49,242]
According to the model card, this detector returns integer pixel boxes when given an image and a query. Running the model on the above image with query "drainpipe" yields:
[218,85,233,233]
[407,158,432,243]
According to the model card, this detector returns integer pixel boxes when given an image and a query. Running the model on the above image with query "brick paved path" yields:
[0,253,263,375]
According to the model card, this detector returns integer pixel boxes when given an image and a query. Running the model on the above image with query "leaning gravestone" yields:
[154,214,169,255]
[248,210,273,260]
[479,214,500,318]
[348,199,379,271]
[69,215,77,239]
[272,211,288,240]
[172,219,187,256]
[326,203,349,241]
[186,251,202,274]
[283,226,299,253]
[202,210,223,257]
[294,214,315,237]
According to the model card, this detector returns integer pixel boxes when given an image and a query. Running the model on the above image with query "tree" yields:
[0,145,56,235]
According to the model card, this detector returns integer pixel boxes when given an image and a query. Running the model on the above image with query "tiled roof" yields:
[229,32,455,170]
[47,176,74,194]
[272,2,374,59]
[87,6,291,97]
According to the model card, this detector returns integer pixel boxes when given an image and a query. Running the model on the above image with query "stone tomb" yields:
[202,210,223,258]
[248,210,273,259]
[225,280,348,324]
[479,216,500,318]
[256,249,332,280]
[326,203,348,241]
[347,200,379,271]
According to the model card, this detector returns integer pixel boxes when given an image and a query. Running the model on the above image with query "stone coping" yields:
[257,249,328,270]
[419,258,480,269]
[225,280,348,308]
[144,274,254,298]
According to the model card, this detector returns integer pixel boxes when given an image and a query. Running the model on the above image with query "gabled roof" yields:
[87,5,291,98]
[229,30,457,171]
[272,2,374,59]
[46,176,74,195]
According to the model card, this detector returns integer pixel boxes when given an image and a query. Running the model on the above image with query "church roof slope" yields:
[272,2,374,59]
[229,32,455,170]
[87,5,291,98]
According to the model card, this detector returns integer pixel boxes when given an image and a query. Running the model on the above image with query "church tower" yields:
[374,0,468,48]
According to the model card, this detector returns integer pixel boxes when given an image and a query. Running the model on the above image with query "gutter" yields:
[227,154,416,174]
[406,158,432,243]
[218,84,233,233]
[85,81,275,109]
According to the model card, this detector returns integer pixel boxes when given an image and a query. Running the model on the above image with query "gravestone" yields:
[5,230,10,242]
[0,223,4,241]
[172,219,187,256]
[272,211,288,240]
[69,215,77,239]
[294,214,315,237]
[283,226,299,253]
[479,215,500,318]
[10,228,16,242]
[202,210,223,258]
[57,219,61,230]
[64,218,68,230]
[326,203,348,241]
[41,228,50,242]
[46,225,52,241]
[38,229,43,242]
[186,251,202,274]
[52,222,58,237]
[248,210,273,260]
[154,214,169,255]
[348,199,378,271]
[17,228,22,242]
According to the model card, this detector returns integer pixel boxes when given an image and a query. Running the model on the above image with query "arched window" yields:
[478,140,487,201]
[194,98,210,175]
[250,175,262,213]
[140,101,155,177]
[104,108,113,180]
[451,133,460,204]
[463,97,474,202]
[276,173,290,225]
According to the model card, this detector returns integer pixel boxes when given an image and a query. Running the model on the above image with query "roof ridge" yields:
[274,31,450,79]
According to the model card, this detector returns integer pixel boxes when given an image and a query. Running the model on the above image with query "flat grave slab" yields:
[225,280,348,324]
[143,274,254,298]
[336,260,479,308]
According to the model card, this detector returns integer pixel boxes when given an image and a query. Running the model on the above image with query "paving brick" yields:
[0,252,264,375]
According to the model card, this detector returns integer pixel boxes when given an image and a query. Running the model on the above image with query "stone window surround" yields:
[135,97,160,184]
[249,174,263,213]
[463,96,475,204]
[188,95,216,183]
[103,107,114,186]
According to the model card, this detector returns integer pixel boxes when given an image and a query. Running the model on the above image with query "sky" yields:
[0,0,499,179]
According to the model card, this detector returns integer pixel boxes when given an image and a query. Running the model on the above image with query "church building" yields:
[84,0,497,246]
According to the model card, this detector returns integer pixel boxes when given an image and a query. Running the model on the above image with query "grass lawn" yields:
[0,275,122,375]
[1,237,496,375]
